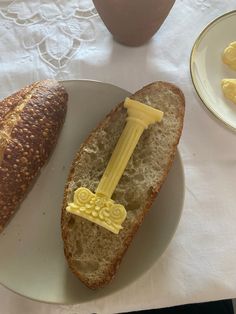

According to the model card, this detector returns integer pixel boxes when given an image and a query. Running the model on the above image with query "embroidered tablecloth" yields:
[0,0,236,313]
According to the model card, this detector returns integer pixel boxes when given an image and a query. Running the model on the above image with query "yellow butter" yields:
[96,97,163,198]
[66,187,127,234]
[66,97,164,234]
[222,41,236,71]
[221,79,236,104]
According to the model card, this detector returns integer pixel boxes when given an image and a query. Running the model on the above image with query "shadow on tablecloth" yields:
[124,299,234,314]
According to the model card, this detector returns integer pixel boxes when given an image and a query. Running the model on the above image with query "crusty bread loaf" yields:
[61,81,185,289]
[0,80,68,232]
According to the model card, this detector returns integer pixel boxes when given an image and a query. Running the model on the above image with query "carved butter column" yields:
[66,97,163,234]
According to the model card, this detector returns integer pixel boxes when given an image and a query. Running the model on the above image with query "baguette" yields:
[61,81,185,289]
[0,79,68,232]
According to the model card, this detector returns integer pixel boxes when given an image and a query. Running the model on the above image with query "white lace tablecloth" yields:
[1,0,236,313]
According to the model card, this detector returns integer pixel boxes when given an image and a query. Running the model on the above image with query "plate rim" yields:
[190,10,236,132]
[60,78,128,92]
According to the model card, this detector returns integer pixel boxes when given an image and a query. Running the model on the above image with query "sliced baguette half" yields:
[61,81,185,289]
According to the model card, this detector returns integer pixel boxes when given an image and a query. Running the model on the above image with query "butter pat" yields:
[221,79,236,104]
[222,41,236,71]
[66,98,164,234]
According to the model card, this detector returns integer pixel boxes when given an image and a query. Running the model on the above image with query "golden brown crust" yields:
[0,80,68,232]
[61,81,185,289]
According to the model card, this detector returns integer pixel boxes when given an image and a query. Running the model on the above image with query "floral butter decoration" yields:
[67,187,127,234]
[66,97,163,234]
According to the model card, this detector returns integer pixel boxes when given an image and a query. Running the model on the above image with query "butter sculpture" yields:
[221,79,236,104]
[222,41,236,71]
[66,97,164,234]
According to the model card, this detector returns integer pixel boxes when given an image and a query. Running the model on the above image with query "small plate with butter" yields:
[190,10,236,131]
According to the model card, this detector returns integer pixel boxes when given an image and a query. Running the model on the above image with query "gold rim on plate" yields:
[190,10,236,132]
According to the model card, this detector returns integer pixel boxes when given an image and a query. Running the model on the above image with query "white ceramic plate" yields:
[0,80,184,304]
[190,11,236,131]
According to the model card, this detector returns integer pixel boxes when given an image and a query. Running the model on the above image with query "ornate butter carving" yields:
[66,187,127,234]
[66,98,163,234]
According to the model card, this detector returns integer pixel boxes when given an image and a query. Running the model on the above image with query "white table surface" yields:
[0,0,236,313]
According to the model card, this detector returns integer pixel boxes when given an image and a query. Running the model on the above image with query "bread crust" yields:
[61,81,185,289]
[0,80,68,232]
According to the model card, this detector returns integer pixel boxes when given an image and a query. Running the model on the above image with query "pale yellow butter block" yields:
[221,79,236,104]
[222,41,236,71]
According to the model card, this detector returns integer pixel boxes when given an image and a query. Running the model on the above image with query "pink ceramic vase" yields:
[93,0,176,46]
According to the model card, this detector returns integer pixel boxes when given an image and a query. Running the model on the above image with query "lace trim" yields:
[180,0,211,10]
[0,0,98,74]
